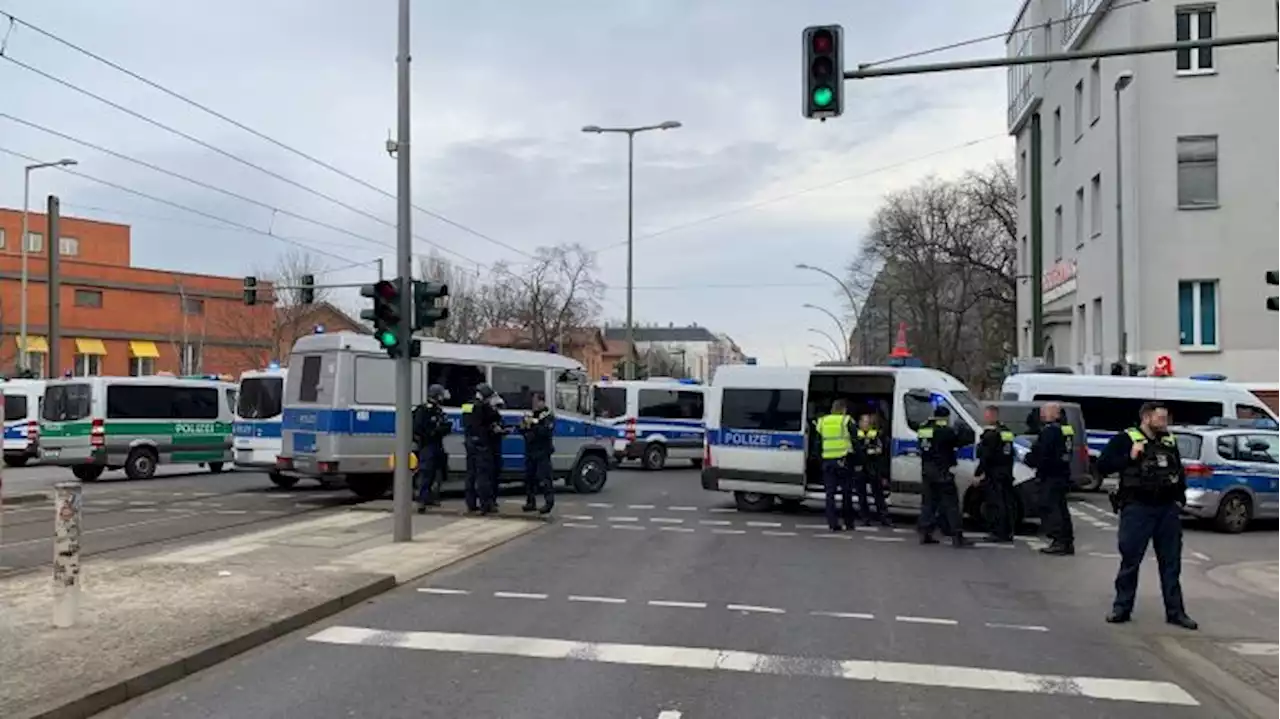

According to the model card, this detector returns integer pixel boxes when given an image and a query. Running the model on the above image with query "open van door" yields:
[894,388,981,513]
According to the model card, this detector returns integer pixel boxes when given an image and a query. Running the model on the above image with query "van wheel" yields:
[690,458,703,469]
[734,491,775,512]
[71,465,105,482]
[1213,491,1251,534]
[268,472,298,489]
[124,448,159,480]
[348,474,392,500]
[208,462,225,474]
[570,454,609,493]
[642,444,667,471]
[4,456,29,468]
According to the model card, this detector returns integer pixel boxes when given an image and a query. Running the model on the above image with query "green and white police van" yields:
[39,375,238,481]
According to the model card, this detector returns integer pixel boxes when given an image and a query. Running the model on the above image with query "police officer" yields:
[413,384,451,512]
[1098,402,1197,629]
[853,413,890,526]
[519,391,556,515]
[815,398,856,532]
[1025,402,1076,555]
[460,398,479,512]
[917,405,974,547]
[468,384,507,514]
[975,405,1016,542]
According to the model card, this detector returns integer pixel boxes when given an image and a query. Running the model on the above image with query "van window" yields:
[298,355,323,403]
[1173,432,1202,460]
[638,389,704,420]
[721,389,803,432]
[492,366,546,411]
[1001,392,1020,401]
[4,394,28,421]
[593,387,626,419]
[1034,394,1146,432]
[1158,399,1223,426]
[107,385,220,420]
[950,390,982,422]
[427,361,486,408]
[903,393,970,433]
[237,376,283,419]
[43,383,92,421]
[555,370,591,415]
[354,356,425,405]
[1236,404,1272,421]
[226,389,238,413]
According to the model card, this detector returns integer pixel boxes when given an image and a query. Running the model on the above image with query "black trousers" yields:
[474,446,497,510]
[524,453,554,507]
[984,474,1016,539]
[918,470,961,537]
[463,437,479,511]
[854,466,888,521]
[1039,476,1074,546]
[415,444,447,505]
[822,459,855,529]
[1112,502,1186,617]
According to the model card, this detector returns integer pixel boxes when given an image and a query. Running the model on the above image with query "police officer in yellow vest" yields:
[852,414,891,526]
[816,398,858,532]
[976,405,1017,542]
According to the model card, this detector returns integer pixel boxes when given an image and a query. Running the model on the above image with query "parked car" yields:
[983,400,1095,491]
[1169,423,1278,533]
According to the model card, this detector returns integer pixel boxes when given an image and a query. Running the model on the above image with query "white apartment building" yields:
[1007,0,1278,381]
[603,324,745,382]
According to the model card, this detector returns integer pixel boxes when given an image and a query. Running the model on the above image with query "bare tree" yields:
[167,281,209,374]
[613,346,686,380]
[208,249,329,367]
[484,243,604,351]
[416,252,486,343]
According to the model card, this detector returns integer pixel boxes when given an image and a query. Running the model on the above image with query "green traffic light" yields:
[378,330,397,347]
[812,86,834,108]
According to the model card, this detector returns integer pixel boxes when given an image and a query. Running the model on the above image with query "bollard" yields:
[52,481,83,628]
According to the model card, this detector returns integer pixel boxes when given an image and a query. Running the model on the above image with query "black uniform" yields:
[852,427,890,526]
[461,403,479,511]
[471,401,506,513]
[1097,428,1194,627]
[976,423,1016,541]
[412,400,451,508]
[520,407,556,513]
[1026,418,1076,553]
[917,414,974,546]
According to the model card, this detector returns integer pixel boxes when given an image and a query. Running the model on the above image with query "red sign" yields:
[1042,260,1078,291]
[1153,355,1173,377]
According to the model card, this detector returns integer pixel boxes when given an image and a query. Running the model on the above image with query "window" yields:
[1089,174,1102,237]
[106,385,220,420]
[1161,399,1225,426]
[180,343,203,374]
[60,236,79,256]
[1176,135,1218,208]
[1091,297,1103,359]
[427,361,486,408]
[352,356,424,404]
[74,289,103,308]
[1073,80,1084,139]
[1074,187,1085,247]
[901,393,972,433]
[1236,404,1272,421]
[491,365,546,411]
[1089,60,1101,123]
[1238,434,1279,463]
[73,353,103,377]
[1176,7,1215,73]
[233,376,282,418]
[1174,432,1204,460]
[1053,205,1064,260]
[1020,235,1028,276]
[720,388,803,432]
[4,394,28,423]
[0,228,5,248]
[1019,150,1027,197]
[592,386,627,419]
[1052,107,1062,161]
[129,357,156,377]
[554,369,591,416]
[1043,20,1053,64]
[638,389,705,421]
[225,388,238,415]
[297,355,323,403]
[181,297,205,316]
[1178,279,1219,348]
[23,352,46,378]
[1034,393,1148,432]
[42,383,92,421]
[25,232,43,253]
[1075,304,1087,363]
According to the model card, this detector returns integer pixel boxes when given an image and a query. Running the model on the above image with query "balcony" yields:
[1006,24,1039,132]
[1061,0,1110,50]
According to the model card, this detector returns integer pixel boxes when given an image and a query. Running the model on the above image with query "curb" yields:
[2,492,49,507]
[1154,636,1279,719]
[351,501,554,523]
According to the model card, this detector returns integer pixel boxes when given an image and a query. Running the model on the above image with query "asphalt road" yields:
[97,467,1277,719]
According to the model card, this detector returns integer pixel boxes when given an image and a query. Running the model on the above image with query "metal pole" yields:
[1114,79,1129,371]
[19,168,31,372]
[808,327,843,359]
[803,304,849,359]
[52,481,82,628]
[47,196,62,378]
[1029,113,1044,357]
[624,131,636,381]
[392,0,413,542]
[377,257,385,280]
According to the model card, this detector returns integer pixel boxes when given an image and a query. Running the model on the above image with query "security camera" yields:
[385,132,398,158]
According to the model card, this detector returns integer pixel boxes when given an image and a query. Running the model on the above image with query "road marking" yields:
[1227,642,1278,656]
[745,521,782,528]
[586,502,613,508]
[710,529,746,535]
[973,542,1017,549]
[1190,551,1212,562]
[562,523,598,529]
[1089,552,1121,560]
[668,506,697,512]
[891,527,914,534]
[986,622,1050,632]
[215,509,249,515]
[128,500,158,506]
[761,530,798,537]
[613,524,646,531]
[727,604,785,614]
[418,587,470,595]
[816,533,851,540]
[895,615,958,626]
[628,504,656,510]
[648,600,706,609]
[493,592,547,600]
[609,516,640,522]
[699,519,732,526]
[660,527,695,533]
[864,536,904,543]
[561,515,594,521]
[650,517,684,524]
[708,507,736,513]
[657,711,682,719]
[127,508,159,513]
[796,523,828,530]
[812,611,876,620]
[307,627,1200,705]
[568,595,627,605]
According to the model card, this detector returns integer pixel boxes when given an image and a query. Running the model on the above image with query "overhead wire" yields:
[0,8,532,259]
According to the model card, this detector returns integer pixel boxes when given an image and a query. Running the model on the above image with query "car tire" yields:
[1213,491,1252,534]
[570,454,609,494]
[690,458,703,469]
[4,455,29,468]
[124,447,159,481]
[733,491,775,513]
[71,465,105,482]
[348,474,392,500]
[642,444,667,471]
[208,461,225,474]
[268,471,299,489]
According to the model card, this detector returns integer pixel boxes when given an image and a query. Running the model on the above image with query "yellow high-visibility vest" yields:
[816,414,852,459]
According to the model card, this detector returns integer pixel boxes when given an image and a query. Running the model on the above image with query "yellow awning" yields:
[15,335,48,353]
[74,338,108,355]
[129,340,160,358]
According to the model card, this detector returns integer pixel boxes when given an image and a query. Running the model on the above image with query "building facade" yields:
[603,324,746,382]
[1007,0,1278,381]
[0,208,277,378]
[478,327,625,381]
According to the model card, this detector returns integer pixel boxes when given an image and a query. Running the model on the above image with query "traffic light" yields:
[300,274,315,305]
[802,25,843,120]
[1267,270,1279,311]
[412,281,449,330]
[243,276,257,306]
[361,279,407,357]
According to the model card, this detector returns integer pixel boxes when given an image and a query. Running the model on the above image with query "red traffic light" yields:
[373,280,398,301]
[812,30,833,54]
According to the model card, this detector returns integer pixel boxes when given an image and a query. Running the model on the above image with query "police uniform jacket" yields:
[1026,421,1075,478]
[976,424,1015,481]
[521,407,556,457]
[1097,428,1187,506]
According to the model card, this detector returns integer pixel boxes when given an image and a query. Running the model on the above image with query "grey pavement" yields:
[98,468,1277,719]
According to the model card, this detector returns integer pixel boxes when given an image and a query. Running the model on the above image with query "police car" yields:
[1169,418,1279,533]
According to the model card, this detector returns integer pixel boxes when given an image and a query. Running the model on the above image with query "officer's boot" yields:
[539,495,554,515]
[919,532,939,545]
[952,532,974,548]
[522,494,537,512]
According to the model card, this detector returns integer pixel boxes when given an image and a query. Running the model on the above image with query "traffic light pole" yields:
[392,0,414,543]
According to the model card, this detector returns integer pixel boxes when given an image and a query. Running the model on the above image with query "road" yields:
[94,467,1276,719]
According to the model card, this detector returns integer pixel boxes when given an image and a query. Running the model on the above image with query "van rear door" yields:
[709,382,807,496]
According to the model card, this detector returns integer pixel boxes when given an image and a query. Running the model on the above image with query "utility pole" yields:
[1114,71,1134,370]
[376,257,384,281]
[47,196,62,378]
[1029,112,1044,357]
[392,0,413,542]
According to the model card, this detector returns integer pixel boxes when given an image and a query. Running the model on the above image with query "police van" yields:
[1000,373,1277,486]
[278,332,613,500]
[701,364,1039,523]
[39,375,237,481]
[233,365,296,487]
[593,377,708,470]
[2,378,44,467]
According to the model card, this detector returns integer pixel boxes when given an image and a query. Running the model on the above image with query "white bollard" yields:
[52,481,83,628]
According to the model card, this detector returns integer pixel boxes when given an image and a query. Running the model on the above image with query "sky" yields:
[0,0,1017,367]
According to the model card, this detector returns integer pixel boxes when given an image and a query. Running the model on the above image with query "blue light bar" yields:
[1189,373,1227,381]
[678,378,700,385]
[267,361,281,370]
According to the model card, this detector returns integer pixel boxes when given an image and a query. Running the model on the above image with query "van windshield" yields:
[43,384,92,421]
[237,377,284,419]
[593,387,626,419]
[950,390,982,423]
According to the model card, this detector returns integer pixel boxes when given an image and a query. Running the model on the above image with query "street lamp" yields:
[583,120,682,380]
[807,343,836,362]
[1113,71,1134,371]
[802,303,849,360]
[807,327,844,360]
[21,158,77,372]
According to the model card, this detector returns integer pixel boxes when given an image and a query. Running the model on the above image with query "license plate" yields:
[43,449,60,459]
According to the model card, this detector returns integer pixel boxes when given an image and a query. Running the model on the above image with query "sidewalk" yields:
[0,508,544,719]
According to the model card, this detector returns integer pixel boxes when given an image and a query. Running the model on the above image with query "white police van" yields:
[593,377,708,470]
[233,365,296,487]
[701,364,1039,523]
[2,378,44,467]
[278,332,613,500]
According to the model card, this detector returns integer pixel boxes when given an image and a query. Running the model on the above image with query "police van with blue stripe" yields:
[2,378,44,467]
[233,365,295,486]
[1170,420,1279,533]
[278,332,612,500]
[702,364,1040,522]
[593,378,708,470]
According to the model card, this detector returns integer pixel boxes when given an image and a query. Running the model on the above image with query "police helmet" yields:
[475,383,495,400]
[428,383,449,401]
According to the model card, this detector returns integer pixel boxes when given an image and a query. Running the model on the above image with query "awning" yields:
[129,340,160,358]
[15,335,49,353]
[74,338,108,355]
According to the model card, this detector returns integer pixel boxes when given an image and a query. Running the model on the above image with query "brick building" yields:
[0,208,282,378]
[478,327,628,380]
